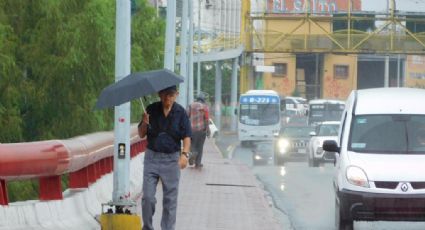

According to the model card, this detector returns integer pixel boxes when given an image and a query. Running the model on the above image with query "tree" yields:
[0,7,23,142]
[0,0,165,201]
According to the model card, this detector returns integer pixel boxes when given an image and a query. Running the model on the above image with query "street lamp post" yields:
[197,0,202,95]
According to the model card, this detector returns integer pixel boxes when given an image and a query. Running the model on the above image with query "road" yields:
[214,132,425,230]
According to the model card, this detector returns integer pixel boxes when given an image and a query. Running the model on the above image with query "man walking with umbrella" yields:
[138,85,192,230]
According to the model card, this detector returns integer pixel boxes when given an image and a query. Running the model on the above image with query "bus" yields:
[238,90,281,146]
[308,99,345,126]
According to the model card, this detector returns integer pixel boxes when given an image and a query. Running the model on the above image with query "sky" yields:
[362,0,425,12]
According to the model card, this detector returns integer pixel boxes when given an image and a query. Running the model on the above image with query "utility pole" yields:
[112,0,131,206]
[188,0,194,104]
[178,0,189,108]
[164,0,176,71]
[197,0,202,95]
[101,1,141,228]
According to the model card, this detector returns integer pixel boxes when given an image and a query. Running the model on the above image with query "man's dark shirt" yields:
[146,101,192,153]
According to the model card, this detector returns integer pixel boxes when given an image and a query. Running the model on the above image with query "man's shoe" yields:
[195,164,203,169]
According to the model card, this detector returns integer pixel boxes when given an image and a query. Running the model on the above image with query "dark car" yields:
[252,141,274,165]
[274,125,314,165]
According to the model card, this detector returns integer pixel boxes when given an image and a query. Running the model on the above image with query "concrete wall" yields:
[0,154,144,230]
[322,54,357,100]
[405,55,425,88]
[263,53,297,96]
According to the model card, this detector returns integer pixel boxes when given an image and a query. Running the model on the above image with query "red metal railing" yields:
[0,126,146,205]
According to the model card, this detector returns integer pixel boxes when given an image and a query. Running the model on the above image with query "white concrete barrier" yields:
[0,153,144,230]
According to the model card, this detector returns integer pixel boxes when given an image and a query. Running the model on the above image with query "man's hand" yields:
[179,154,188,169]
[138,112,150,138]
[142,112,149,125]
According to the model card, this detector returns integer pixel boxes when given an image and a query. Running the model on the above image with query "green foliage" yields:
[196,61,235,105]
[0,0,165,202]
[130,0,165,121]
[7,180,39,202]
[0,15,23,142]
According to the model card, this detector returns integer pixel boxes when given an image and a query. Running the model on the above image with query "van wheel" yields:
[308,157,313,167]
[335,198,353,230]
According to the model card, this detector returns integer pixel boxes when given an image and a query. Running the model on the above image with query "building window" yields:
[273,63,287,77]
[334,64,349,79]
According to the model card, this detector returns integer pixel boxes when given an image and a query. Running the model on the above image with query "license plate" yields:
[298,148,306,153]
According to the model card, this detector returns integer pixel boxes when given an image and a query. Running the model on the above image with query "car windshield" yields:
[281,126,313,138]
[255,142,273,152]
[349,115,425,154]
[317,124,339,136]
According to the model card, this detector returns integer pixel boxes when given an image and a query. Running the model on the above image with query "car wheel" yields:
[312,159,319,167]
[252,154,258,166]
[335,197,353,230]
[241,141,249,147]
[274,154,284,166]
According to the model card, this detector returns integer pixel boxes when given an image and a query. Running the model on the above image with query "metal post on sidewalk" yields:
[188,0,194,104]
[197,0,202,95]
[230,57,238,131]
[178,0,189,108]
[101,0,141,228]
[215,61,222,130]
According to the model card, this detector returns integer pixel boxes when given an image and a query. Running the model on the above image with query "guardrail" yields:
[0,125,146,205]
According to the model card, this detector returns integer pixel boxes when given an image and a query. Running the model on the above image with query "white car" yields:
[323,88,425,229]
[208,119,219,138]
[307,121,340,167]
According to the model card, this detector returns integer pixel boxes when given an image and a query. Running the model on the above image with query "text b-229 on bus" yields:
[241,96,278,104]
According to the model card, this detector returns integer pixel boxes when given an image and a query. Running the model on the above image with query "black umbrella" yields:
[95,69,184,109]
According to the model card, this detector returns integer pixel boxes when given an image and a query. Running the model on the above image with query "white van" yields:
[323,88,425,229]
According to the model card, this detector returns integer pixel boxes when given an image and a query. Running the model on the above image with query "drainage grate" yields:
[205,183,256,188]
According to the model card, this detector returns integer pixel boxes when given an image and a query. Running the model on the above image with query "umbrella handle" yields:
[139,98,146,112]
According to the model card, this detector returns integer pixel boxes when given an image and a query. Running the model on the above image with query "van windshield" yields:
[349,115,425,154]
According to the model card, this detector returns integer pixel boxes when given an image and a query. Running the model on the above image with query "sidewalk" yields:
[152,138,281,230]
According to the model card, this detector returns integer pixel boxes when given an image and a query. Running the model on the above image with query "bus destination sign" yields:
[240,95,279,104]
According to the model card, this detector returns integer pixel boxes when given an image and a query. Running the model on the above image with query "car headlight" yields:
[346,166,370,188]
[278,138,290,154]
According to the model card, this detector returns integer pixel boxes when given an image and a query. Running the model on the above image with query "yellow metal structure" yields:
[247,1,425,54]
[239,0,251,93]
[100,213,141,230]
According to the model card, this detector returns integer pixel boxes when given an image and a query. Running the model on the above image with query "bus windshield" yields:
[309,102,344,125]
[239,103,280,126]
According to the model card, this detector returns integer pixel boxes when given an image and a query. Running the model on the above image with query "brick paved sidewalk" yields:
[151,138,281,230]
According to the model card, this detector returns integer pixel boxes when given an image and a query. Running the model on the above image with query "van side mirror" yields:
[323,140,340,166]
[323,140,340,153]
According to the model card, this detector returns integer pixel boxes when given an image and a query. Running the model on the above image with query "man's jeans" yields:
[142,149,180,230]
[191,130,207,166]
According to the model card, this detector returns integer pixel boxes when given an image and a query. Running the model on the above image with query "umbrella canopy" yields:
[95,69,184,109]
